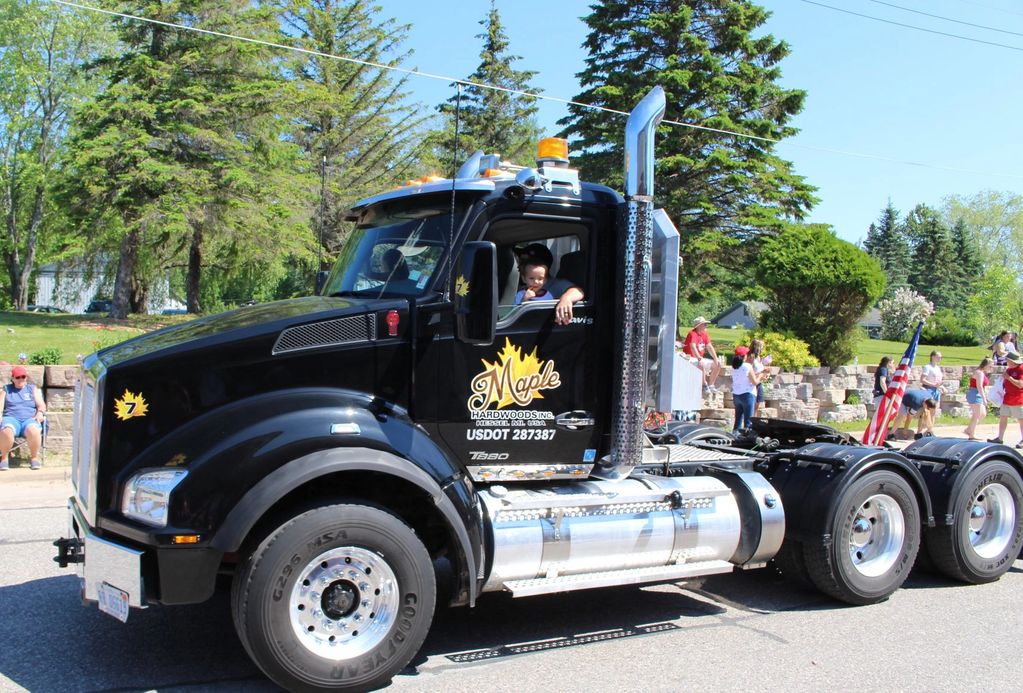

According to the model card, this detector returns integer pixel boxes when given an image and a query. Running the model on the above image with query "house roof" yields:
[711,301,881,328]
[712,300,768,323]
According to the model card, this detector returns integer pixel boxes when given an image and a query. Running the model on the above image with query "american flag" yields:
[862,321,924,446]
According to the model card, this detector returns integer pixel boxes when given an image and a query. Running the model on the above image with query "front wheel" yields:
[925,461,1023,584]
[233,503,436,692]
[805,470,920,605]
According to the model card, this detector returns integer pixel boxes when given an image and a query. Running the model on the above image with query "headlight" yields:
[121,469,188,527]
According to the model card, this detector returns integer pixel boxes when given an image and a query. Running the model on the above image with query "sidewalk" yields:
[0,465,71,509]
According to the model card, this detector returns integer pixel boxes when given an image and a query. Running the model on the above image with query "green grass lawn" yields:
[0,311,996,367]
[0,311,190,364]
[707,327,990,367]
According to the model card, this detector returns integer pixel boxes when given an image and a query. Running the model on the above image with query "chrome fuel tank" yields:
[479,475,741,593]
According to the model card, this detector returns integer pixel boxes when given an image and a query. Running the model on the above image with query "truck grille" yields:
[271,314,376,355]
[71,370,102,524]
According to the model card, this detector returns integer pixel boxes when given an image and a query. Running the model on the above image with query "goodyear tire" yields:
[805,470,920,605]
[233,504,435,692]
[925,461,1023,584]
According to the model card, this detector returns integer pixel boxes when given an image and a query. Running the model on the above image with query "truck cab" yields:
[56,88,1023,693]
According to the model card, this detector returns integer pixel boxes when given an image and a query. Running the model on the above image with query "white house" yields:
[34,259,184,314]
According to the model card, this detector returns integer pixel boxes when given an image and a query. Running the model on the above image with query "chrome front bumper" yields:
[59,497,146,608]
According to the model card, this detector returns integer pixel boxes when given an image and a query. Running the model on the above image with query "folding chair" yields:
[7,417,46,470]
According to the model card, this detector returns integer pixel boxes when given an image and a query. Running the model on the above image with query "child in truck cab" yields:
[515,260,551,304]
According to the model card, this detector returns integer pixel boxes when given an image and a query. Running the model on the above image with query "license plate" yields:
[97,582,130,623]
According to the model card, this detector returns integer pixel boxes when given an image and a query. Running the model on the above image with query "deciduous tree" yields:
[0,0,111,309]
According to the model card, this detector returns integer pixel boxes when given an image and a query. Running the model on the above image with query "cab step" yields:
[502,560,734,597]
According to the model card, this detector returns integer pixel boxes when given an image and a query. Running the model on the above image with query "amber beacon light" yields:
[536,137,570,166]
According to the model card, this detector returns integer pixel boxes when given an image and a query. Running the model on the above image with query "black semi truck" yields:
[55,88,1023,691]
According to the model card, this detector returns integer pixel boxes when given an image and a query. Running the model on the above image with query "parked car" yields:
[84,300,112,314]
[161,308,187,315]
[26,304,65,313]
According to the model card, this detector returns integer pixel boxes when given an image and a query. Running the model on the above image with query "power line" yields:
[43,0,1023,181]
[865,0,1023,38]
[797,0,1023,52]
[951,0,1023,19]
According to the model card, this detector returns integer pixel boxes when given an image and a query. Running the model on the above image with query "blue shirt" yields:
[4,383,38,420]
[901,389,929,412]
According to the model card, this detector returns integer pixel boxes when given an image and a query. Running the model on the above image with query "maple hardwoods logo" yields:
[468,339,561,411]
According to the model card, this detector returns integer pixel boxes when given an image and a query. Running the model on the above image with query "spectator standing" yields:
[921,351,943,403]
[993,341,1008,367]
[730,346,761,432]
[682,317,721,393]
[1003,331,1019,354]
[873,356,892,398]
[750,339,769,417]
[963,357,992,441]
[989,352,1023,447]
[0,366,46,470]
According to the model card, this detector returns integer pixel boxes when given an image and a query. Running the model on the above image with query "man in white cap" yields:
[681,317,720,393]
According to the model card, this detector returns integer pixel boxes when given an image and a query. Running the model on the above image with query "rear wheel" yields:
[805,470,920,605]
[232,503,435,692]
[925,461,1023,584]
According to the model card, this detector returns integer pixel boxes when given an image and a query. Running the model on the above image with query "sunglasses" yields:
[13,375,27,380]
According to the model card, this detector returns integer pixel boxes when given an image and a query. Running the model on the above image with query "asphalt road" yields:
[2,466,1022,692]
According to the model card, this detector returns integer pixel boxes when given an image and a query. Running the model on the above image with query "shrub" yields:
[734,330,819,371]
[920,308,978,347]
[845,392,862,405]
[878,287,933,341]
[756,223,886,366]
[28,347,63,365]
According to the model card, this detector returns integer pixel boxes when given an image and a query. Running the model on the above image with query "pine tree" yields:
[906,204,958,310]
[558,0,816,308]
[281,0,432,264]
[950,217,983,309]
[863,201,911,297]
[60,0,304,316]
[436,1,542,170]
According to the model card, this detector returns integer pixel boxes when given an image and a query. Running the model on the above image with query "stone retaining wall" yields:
[700,363,986,429]
[1,361,994,453]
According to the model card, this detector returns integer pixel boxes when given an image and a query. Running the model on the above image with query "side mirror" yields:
[454,241,497,345]
[315,270,329,295]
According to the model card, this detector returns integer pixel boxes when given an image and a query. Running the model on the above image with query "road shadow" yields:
[405,565,836,674]
[0,575,272,692]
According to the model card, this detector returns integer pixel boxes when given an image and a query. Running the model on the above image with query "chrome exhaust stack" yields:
[593,86,666,481]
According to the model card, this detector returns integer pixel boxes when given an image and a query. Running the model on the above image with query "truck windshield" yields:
[321,196,468,299]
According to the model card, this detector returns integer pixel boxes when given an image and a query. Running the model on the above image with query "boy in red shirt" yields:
[681,317,721,393]
[989,352,1023,447]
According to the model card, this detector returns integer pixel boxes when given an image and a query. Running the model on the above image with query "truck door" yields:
[424,219,607,480]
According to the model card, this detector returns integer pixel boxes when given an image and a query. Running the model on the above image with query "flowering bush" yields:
[878,288,933,341]
[734,330,819,370]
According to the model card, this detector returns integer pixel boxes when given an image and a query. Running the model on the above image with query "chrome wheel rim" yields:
[967,483,1016,559]
[289,546,399,660]
[848,494,905,577]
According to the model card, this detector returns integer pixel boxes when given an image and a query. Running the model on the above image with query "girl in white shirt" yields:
[731,347,762,433]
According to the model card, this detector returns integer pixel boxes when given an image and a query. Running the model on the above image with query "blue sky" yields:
[373,0,1023,244]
